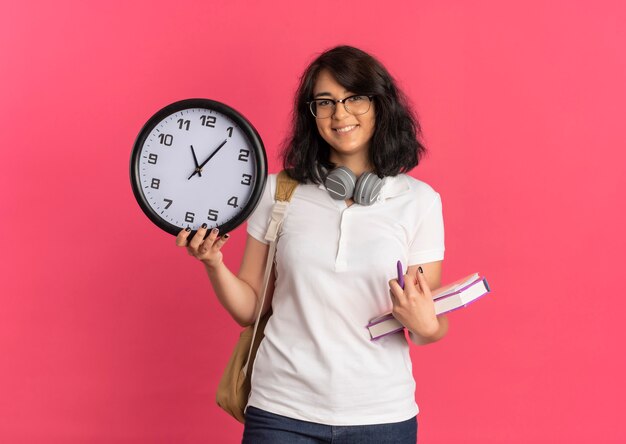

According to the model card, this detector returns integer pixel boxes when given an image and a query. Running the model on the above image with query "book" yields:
[366,273,491,341]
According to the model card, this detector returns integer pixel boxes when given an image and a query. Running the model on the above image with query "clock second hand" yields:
[190,145,202,177]
[188,139,228,180]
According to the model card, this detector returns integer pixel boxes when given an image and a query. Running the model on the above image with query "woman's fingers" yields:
[388,278,406,304]
[189,224,210,250]
[176,227,192,247]
[211,233,230,251]
[404,271,418,292]
[197,229,219,254]
[202,227,221,251]
[175,225,228,269]
[196,227,224,257]
[414,266,431,296]
[401,270,428,300]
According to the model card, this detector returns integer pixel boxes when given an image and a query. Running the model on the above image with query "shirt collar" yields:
[317,174,410,203]
[378,175,411,202]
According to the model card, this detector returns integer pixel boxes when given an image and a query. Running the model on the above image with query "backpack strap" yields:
[275,170,299,202]
[243,171,299,375]
[264,170,299,243]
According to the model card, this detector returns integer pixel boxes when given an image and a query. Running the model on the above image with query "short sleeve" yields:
[408,192,445,265]
[246,174,276,244]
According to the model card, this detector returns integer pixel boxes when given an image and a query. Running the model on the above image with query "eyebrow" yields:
[313,91,334,98]
[313,89,354,99]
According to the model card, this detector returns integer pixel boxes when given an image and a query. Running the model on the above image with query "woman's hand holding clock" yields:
[176,225,230,269]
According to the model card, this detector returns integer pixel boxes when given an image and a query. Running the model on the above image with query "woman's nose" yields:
[332,100,350,119]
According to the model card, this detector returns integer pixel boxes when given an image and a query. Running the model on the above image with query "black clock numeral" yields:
[200,115,217,128]
[185,212,195,223]
[207,209,219,221]
[177,119,190,131]
[238,149,250,162]
[150,178,160,189]
[227,196,239,208]
[226,126,233,137]
[163,198,173,209]
[148,153,158,164]
[158,133,173,146]
[241,174,252,186]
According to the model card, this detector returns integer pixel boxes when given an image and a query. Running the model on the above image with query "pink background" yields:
[2,0,625,442]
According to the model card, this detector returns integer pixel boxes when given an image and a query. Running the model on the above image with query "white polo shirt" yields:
[246,173,445,426]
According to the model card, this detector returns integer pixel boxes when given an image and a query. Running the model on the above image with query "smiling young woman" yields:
[176,45,446,443]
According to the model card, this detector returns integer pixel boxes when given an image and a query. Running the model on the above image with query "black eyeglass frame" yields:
[306,95,375,119]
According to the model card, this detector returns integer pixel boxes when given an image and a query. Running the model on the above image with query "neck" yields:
[329,153,372,177]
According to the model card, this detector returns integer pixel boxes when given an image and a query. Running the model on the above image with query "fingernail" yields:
[212,228,219,235]
[185,227,191,232]
[418,266,424,274]
[201,223,208,229]
[223,234,230,239]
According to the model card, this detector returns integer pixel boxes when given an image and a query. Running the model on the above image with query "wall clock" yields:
[130,98,267,237]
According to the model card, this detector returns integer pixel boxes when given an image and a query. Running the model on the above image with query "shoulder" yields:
[249,173,280,217]
[403,174,440,199]
[267,173,278,187]
[390,175,443,226]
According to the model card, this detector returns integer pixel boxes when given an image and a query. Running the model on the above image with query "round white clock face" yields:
[131,99,267,236]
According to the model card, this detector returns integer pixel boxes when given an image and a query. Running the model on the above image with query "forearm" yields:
[204,261,258,327]
[409,314,448,345]
[176,228,267,327]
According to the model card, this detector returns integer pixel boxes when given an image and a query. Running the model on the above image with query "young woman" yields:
[176,45,447,443]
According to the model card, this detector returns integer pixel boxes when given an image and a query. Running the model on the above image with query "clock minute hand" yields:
[188,139,228,180]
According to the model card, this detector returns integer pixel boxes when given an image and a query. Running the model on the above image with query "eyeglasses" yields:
[307,95,374,119]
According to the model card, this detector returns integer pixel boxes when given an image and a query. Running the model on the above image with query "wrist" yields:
[408,314,443,340]
[414,318,440,340]
[202,258,223,274]
[411,315,448,344]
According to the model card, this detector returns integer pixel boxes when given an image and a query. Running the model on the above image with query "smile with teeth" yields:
[334,125,358,133]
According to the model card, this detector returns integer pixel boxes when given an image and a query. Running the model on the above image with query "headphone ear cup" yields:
[354,172,383,205]
[324,166,357,200]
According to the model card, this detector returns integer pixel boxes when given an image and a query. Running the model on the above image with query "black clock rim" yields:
[130,98,268,237]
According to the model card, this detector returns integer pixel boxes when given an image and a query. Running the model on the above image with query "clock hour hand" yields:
[188,139,228,180]
[190,145,202,177]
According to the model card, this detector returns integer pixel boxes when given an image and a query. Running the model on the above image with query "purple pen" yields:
[397,260,405,289]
